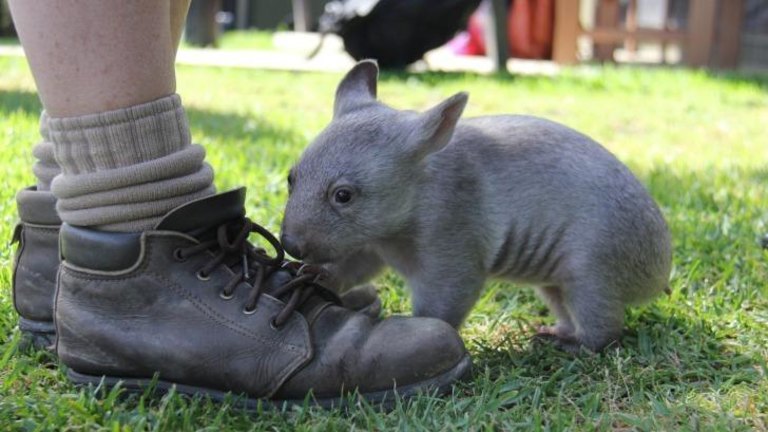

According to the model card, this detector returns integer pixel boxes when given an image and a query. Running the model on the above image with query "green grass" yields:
[177,30,276,51]
[216,30,276,50]
[1,55,767,430]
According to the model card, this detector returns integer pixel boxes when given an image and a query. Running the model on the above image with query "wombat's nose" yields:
[281,234,305,259]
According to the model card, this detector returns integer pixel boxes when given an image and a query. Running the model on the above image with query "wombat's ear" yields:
[411,92,468,159]
[334,60,379,118]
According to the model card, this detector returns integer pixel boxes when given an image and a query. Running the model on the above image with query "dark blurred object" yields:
[319,0,482,68]
[761,234,768,250]
[742,0,768,70]
[186,0,223,47]
[745,0,768,33]
[0,0,16,37]
[456,0,553,59]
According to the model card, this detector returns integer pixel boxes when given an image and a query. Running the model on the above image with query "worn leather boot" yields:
[55,188,471,408]
[12,186,61,349]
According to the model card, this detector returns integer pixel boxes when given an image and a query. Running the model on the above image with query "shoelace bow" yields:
[174,217,333,328]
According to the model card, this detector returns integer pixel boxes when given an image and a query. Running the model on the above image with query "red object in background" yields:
[452,0,554,59]
[465,11,487,55]
[508,0,553,59]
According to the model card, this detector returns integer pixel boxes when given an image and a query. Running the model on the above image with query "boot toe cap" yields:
[275,312,469,400]
[366,316,468,383]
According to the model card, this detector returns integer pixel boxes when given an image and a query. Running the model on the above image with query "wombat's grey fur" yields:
[281,61,672,352]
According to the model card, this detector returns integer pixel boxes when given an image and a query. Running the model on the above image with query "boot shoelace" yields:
[173,217,330,328]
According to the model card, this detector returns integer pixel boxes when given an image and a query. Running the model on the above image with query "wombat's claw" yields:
[533,326,583,354]
[536,325,560,336]
[531,330,559,346]
[531,326,563,345]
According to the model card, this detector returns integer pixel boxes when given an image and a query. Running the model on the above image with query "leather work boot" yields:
[55,188,471,408]
[12,186,61,349]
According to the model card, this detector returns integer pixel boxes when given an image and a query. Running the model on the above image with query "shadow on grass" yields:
[707,70,768,92]
[0,37,19,46]
[749,166,768,183]
[0,89,303,149]
[0,89,41,116]
[467,297,764,421]
[185,107,303,146]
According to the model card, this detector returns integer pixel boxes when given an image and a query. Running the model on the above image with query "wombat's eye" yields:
[333,187,353,204]
[287,173,294,192]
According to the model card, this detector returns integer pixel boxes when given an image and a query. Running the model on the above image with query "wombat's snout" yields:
[280,233,305,260]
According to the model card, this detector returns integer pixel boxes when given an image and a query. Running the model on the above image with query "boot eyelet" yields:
[243,305,257,315]
[219,291,234,300]
[173,248,187,262]
[196,270,210,281]
[269,318,282,330]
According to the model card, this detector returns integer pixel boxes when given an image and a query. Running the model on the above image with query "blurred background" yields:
[1,0,766,73]
[0,0,768,72]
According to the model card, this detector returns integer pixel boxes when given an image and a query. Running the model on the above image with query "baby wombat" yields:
[281,60,672,352]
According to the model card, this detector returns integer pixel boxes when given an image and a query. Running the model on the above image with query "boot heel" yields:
[18,318,56,351]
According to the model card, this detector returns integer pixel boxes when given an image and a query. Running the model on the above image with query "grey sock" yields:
[49,94,215,232]
[32,113,61,191]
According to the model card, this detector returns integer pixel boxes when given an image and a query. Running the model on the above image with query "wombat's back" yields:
[425,115,671,302]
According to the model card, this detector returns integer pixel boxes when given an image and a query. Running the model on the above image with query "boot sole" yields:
[18,318,56,351]
[67,353,472,410]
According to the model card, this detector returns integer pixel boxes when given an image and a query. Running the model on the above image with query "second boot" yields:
[12,186,61,349]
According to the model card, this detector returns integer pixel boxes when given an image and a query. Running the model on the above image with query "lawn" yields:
[0,54,767,430]
[0,31,279,50]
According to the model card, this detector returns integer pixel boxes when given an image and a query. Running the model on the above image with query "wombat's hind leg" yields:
[535,285,575,341]
[563,280,625,352]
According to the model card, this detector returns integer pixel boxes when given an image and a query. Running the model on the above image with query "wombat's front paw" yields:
[340,284,382,318]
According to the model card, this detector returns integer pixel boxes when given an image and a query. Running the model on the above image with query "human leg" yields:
[9,0,214,232]
[10,1,207,346]
[8,0,177,117]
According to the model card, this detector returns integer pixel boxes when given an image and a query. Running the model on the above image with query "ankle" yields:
[47,94,215,231]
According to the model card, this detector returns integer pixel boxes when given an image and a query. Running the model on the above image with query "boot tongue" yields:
[155,188,246,234]
[156,188,339,319]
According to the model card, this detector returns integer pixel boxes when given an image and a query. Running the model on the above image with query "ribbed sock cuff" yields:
[32,113,61,191]
[48,94,215,231]
[49,94,190,175]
